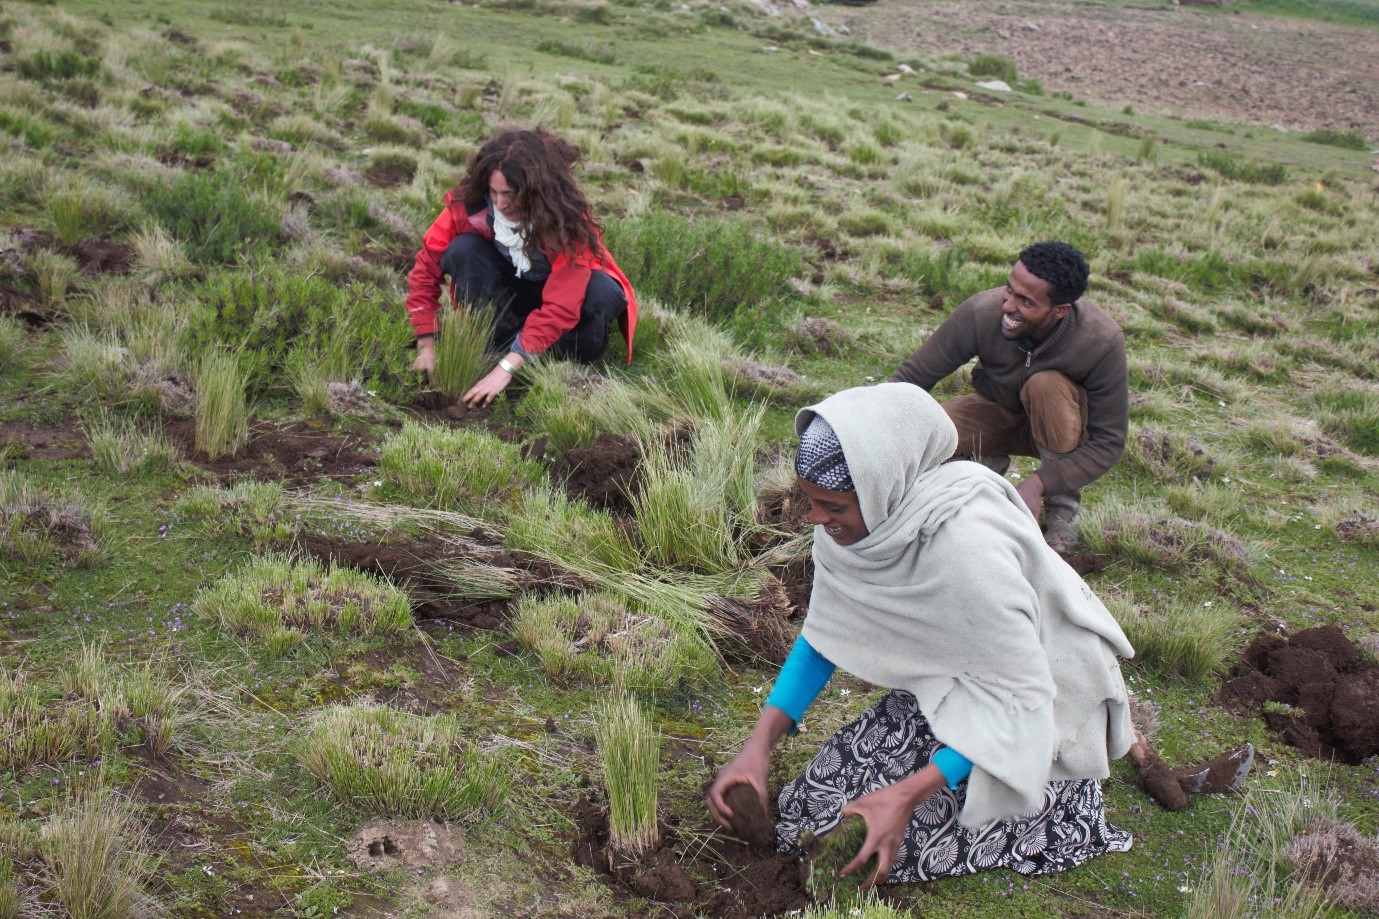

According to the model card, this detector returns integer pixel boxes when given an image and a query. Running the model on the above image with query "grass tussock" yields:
[431,305,498,401]
[83,412,179,476]
[1282,816,1379,914]
[192,553,412,643]
[192,350,249,460]
[378,421,545,510]
[0,666,108,771]
[1107,597,1245,682]
[175,480,295,548]
[0,315,29,377]
[1081,501,1257,578]
[513,591,717,689]
[1186,771,1336,919]
[36,789,166,919]
[296,704,508,819]
[594,694,659,858]
[504,483,642,572]
[0,470,110,569]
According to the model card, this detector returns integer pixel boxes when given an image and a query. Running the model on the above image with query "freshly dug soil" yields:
[560,434,642,514]
[1134,748,1190,812]
[1220,625,1379,763]
[164,418,377,488]
[571,796,810,919]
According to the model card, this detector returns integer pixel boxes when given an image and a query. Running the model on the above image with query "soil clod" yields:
[723,783,774,850]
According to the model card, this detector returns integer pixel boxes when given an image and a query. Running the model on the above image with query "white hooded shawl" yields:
[798,383,1135,827]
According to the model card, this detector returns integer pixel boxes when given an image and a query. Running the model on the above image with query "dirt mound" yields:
[347,819,467,871]
[571,796,810,919]
[1284,817,1379,915]
[70,237,135,275]
[1220,625,1379,763]
[560,434,641,514]
[163,418,377,487]
[722,784,774,850]
[365,160,417,188]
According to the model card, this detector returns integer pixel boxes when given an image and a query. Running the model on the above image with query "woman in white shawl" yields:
[707,382,1136,888]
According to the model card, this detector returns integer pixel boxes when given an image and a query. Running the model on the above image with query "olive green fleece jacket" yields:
[890,288,1129,496]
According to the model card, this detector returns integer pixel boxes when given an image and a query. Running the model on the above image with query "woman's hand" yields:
[706,746,771,831]
[412,337,436,376]
[838,764,946,890]
[462,352,525,407]
[706,706,794,831]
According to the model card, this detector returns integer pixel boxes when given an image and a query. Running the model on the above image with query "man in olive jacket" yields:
[890,241,1128,550]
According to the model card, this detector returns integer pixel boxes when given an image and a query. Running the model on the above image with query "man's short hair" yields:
[1018,241,1089,306]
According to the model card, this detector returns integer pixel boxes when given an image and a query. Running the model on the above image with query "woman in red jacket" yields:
[406,127,638,406]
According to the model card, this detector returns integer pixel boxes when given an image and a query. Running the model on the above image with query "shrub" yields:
[378,422,545,510]
[513,591,717,689]
[193,350,249,460]
[967,53,1017,83]
[1198,151,1289,186]
[603,211,804,326]
[1301,128,1368,150]
[183,264,412,400]
[296,704,508,819]
[193,553,413,640]
[144,168,281,264]
[594,694,659,857]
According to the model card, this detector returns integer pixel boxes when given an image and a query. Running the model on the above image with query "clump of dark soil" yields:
[1134,747,1190,811]
[364,159,416,188]
[571,797,810,919]
[162,418,377,487]
[560,434,641,514]
[722,784,774,850]
[69,237,135,275]
[1220,625,1379,763]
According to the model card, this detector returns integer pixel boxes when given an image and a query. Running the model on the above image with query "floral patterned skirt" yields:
[775,690,1133,882]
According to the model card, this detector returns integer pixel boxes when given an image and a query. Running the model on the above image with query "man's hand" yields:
[412,337,436,376]
[838,764,945,890]
[1016,472,1044,522]
[461,353,524,408]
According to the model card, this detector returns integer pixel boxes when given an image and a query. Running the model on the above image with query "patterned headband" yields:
[796,414,854,491]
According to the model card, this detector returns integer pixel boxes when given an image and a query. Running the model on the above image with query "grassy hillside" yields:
[0,0,1376,915]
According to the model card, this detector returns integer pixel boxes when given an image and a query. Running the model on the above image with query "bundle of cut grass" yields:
[296,704,507,819]
[504,483,642,574]
[431,305,498,401]
[594,694,659,858]
[192,553,412,645]
[192,349,250,460]
[513,590,718,690]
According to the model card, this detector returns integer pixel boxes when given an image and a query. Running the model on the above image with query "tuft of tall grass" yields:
[192,553,412,640]
[594,694,659,858]
[1106,596,1244,682]
[378,421,545,510]
[28,248,80,311]
[192,350,249,460]
[431,305,498,402]
[38,789,166,919]
[84,412,179,476]
[1081,502,1257,578]
[0,315,29,377]
[296,704,508,819]
[1186,771,1336,919]
[504,483,642,573]
[0,666,108,771]
[175,480,294,548]
[513,591,717,689]
[43,178,136,247]
[1105,178,1127,231]
[515,361,669,452]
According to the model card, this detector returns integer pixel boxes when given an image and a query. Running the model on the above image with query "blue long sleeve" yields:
[765,635,835,725]
[931,746,973,789]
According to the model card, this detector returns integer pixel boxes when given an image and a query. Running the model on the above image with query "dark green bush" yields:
[604,211,804,328]
[1197,151,1289,186]
[17,50,100,81]
[892,247,1007,301]
[968,53,1017,83]
[1301,128,1368,150]
[145,168,281,265]
[184,264,413,400]
[534,39,615,65]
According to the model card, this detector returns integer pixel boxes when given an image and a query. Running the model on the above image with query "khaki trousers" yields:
[942,371,1088,479]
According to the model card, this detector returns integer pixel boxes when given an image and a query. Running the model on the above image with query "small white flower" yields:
[864,375,876,382]
[1203,601,1213,608]
[839,688,851,696]
[752,685,763,694]
[1267,769,1278,777]
[1179,885,1193,893]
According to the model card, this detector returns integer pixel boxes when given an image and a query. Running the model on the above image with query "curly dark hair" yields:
[456,126,602,260]
[1017,241,1089,306]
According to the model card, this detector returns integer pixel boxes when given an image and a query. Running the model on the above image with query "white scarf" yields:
[798,383,1134,827]
[490,205,532,278]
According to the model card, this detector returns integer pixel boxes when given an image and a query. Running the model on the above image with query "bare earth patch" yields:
[826,0,1379,132]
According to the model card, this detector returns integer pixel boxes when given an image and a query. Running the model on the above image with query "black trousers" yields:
[439,233,626,363]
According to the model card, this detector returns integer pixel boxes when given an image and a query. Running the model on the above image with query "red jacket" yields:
[405,191,637,363]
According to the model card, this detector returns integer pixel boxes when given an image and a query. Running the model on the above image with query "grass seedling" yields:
[192,350,249,460]
[296,704,508,819]
[193,553,412,640]
[431,304,498,401]
[594,694,659,858]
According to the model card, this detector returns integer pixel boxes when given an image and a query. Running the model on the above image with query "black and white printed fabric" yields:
[795,414,855,491]
[775,690,1132,881]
